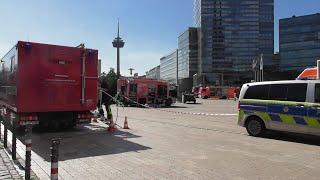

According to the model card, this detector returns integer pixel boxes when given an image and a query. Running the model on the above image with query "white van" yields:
[238,80,320,137]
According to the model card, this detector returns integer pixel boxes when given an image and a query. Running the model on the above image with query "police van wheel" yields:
[246,118,265,137]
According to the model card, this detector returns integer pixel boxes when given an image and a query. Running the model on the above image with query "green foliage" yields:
[106,68,119,96]
[100,68,119,99]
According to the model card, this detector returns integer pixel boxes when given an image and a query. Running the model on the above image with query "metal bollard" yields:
[12,119,17,160]
[50,138,60,180]
[25,124,33,180]
[3,121,7,148]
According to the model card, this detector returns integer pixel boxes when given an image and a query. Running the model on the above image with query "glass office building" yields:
[193,0,274,85]
[160,50,178,83]
[146,65,160,80]
[178,27,199,79]
[178,27,199,91]
[280,14,320,72]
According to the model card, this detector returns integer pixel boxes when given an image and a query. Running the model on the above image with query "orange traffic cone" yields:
[123,116,130,129]
[108,116,117,132]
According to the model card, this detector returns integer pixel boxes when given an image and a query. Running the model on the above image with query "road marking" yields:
[213,114,237,116]
[167,110,237,116]
[147,108,237,116]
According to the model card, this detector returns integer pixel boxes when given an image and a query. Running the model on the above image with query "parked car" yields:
[182,93,196,104]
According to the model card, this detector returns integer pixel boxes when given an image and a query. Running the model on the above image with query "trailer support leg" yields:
[4,121,7,148]
[25,124,32,180]
[12,119,17,160]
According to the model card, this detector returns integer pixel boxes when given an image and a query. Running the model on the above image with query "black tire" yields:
[165,99,172,107]
[245,117,265,137]
[193,101,196,104]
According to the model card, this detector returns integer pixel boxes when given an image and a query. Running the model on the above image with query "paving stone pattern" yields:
[0,146,22,180]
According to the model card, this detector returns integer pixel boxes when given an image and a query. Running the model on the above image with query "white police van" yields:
[238,80,320,137]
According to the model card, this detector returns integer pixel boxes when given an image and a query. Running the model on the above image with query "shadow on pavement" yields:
[261,131,320,146]
[17,124,151,162]
[182,102,202,105]
[162,105,188,108]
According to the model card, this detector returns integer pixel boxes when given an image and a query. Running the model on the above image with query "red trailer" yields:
[0,41,98,129]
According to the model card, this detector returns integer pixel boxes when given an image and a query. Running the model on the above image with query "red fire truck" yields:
[198,86,240,99]
[0,41,99,129]
[117,78,175,107]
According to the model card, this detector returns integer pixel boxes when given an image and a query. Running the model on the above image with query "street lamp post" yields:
[128,68,135,76]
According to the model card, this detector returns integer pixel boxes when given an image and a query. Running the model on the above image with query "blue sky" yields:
[0,0,320,75]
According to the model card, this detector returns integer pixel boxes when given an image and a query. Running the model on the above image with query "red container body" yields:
[0,41,98,114]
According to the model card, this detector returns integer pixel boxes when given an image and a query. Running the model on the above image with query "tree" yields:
[105,68,119,97]
[100,68,119,104]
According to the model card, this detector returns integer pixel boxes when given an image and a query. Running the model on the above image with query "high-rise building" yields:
[160,50,178,83]
[280,14,320,73]
[178,27,199,91]
[193,0,274,85]
[178,27,199,79]
[146,65,160,80]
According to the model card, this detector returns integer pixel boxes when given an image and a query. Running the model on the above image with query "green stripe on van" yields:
[304,117,320,128]
[255,111,271,121]
[241,99,320,107]
[238,110,245,120]
[280,114,296,125]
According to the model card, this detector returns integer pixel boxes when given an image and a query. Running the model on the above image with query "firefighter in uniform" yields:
[99,75,113,121]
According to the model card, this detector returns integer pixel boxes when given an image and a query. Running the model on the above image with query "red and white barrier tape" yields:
[100,89,236,117]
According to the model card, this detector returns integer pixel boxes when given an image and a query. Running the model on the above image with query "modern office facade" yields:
[280,13,320,72]
[178,27,199,79]
[193,0,274,85]
[146,65,160,80]
[178,27,199,91]
[160,50,178,83]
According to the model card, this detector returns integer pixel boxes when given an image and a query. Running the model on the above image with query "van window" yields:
[269,84,287,101]
[244,85,269,100]
[269,83,307,102]
[286,84,307,102]
[315,84,320,103]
